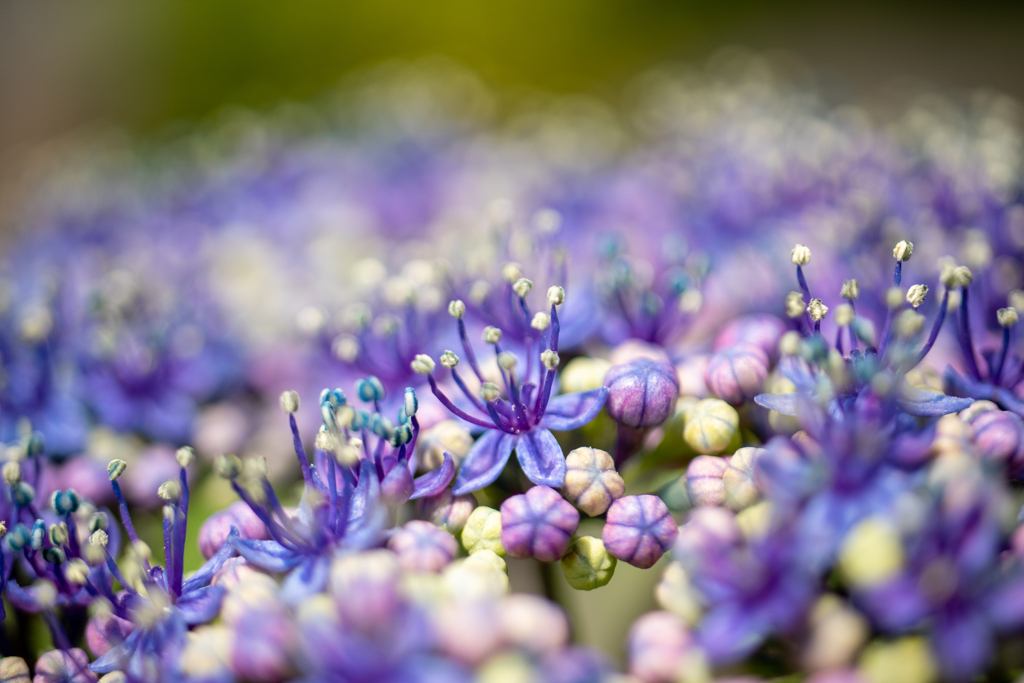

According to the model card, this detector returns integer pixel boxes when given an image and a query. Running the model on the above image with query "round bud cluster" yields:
[561,536,617,590]
[500,486,580,562]
[602,494,679,569]
[461,506,506,556]
[483,326,503,344]
[807,298,829,322]
[561,447,625,516]
[440,350,459,368]
[604,359,679,428]
[906,284,928,309]
[683,399,739,454]
[704,343,770,406]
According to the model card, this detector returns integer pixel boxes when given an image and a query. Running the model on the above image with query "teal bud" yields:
[11,482,35,507]
[107,459,127,481]
[26,432,44,457]
[87,513,109,534]
[404,387,418,419]
[357,376,385,403]
[50,490,79,515]
[3,524,31,552]
[321,403,337,431]
[42,547,66,565]
[31,520,46,550]
[370,414,394,439]
[48,522,69,547]
[351,410,368,431]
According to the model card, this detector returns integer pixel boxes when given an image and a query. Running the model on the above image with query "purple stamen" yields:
[451,367,487,413]
[457,318,486,383]
[289,414,313,485]
[910,287,950,370]
[426,375,496,430]
[995,326,1012,385]
[958,285,983,380]
[110,480,151,573]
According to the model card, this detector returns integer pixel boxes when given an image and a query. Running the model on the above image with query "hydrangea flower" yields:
[413,285,608,494]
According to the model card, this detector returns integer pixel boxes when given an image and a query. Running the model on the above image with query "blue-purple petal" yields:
[515,428,566,488]
[897,389,973,417]
[227,537,302,572]
[90,630,142,674]
[280,556,330,606]
[753,393,798,415]
[183,527,239,593]
[452,430,516,495]
[540,388,609,431]
[348,459,381,526]
[176,584,226,625]
[410,451,456,500]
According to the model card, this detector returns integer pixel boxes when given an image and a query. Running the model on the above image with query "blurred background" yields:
[3,0,1024,230]
[2,0,1023,662]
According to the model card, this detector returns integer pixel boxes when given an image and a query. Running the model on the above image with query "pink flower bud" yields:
[604,359,680,428]
[685,455,728,507]
[704,343,769,405]
[603,495,678,569]
[501,486,580,562]
[388,519,459,572]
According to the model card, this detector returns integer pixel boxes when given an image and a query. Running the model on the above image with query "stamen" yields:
[994,307,1018,383]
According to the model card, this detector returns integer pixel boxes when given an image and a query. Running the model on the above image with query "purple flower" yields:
[603,359,679,428]
[416,287,608,494]
[500,486,580,562]
[34,649,96,683]
[602,495,678,569]
[388,519,458,572]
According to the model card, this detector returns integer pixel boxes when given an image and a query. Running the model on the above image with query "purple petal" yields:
[348,459,381,526]
[697,602,769,665]
[183,527,239,593]
[410,451,456,500]
[452,430,516,495]
[90,630,141,674]
[5,579,50,612]
[897,389,973,417]
[540,388,609,431]
[176,584,226,625]
[515,428,566,488]
[753,393,798,415]
[227,537,302,572]
[932,610,992,681]
[280,556,330,606]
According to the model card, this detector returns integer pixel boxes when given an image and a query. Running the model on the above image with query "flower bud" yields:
[808,298,829,322]
[531,312,551,330]
[483,326,502,344]
[786,291,806,318]
[279,390,300,414]
[0,657,29,683]
[497,351,517,371]
[547,286,565,306]
[158,479,182,502]
[502,262,522,283]
[512,278,533,298]
[175,446,196,468]
[33,649,94,683]
[685,456,728,507]
[461,506,506,556]
[416,488,478,535]
[966,409,1024,471]
[722,447,764,511]
[627,611,693,683]
[214,453,242,479]
[791,244,812,266]
[90,530,109,548]
[448,300,466,318]
[841,279,859,300]
[561,447,625,516]
[683,399,739,454]
[859,637,937,683]
[1,461,20,485]
[953,265,973,287]
[803,595,869,672]
[893,240,913,261]
[440,350,459,368]
[559,357,612,393]
[480,382,501,402]
[498,594,570,654]
[906,284,928,309]
[839,517,903,588]
[388,519,459,573]
[604,359,679,428]
[560,536,616,590]
[411,354,436,375]
[704,343,769,405]
[199,501,271,559]
[501,486,579,562]
[602,495,678,569]
[356,376,385,403]
[712,314,787,363]
[654,562,701,624]
[835,303,855,326]
[998,307,1019,328]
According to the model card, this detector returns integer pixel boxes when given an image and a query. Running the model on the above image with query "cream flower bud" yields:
[541,350,560,371]
[461,506,506,556]
[411,354,436,375]
[893,240,913,261]
[786,292,806,318]
[107,460,127,481]
[279,390,300,414]
[841,279,859,300]
[213,453,242,479]
[512,278,533,298]
[547,286,565,306]
[440,350,459,369]
[779,330,802,356]
[0,521,6,537]
[998,307,1019,328]
[502,262,522,283]
[448,299,466,318]
[90,530,109,548]
[835,303,855,326]
[531,312,551,330]
[896,310,925,337]
[175,446,196,468]
[497,351,518,371]
[791,244,811,266]
[807,299,829,322]
[470,280,491,304]
[65,558,90,585]
[483,326,503,344]
[953,265,973,287]
[1009,290,1024,311]
[906,284,928,309]
[480,382,501,402]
